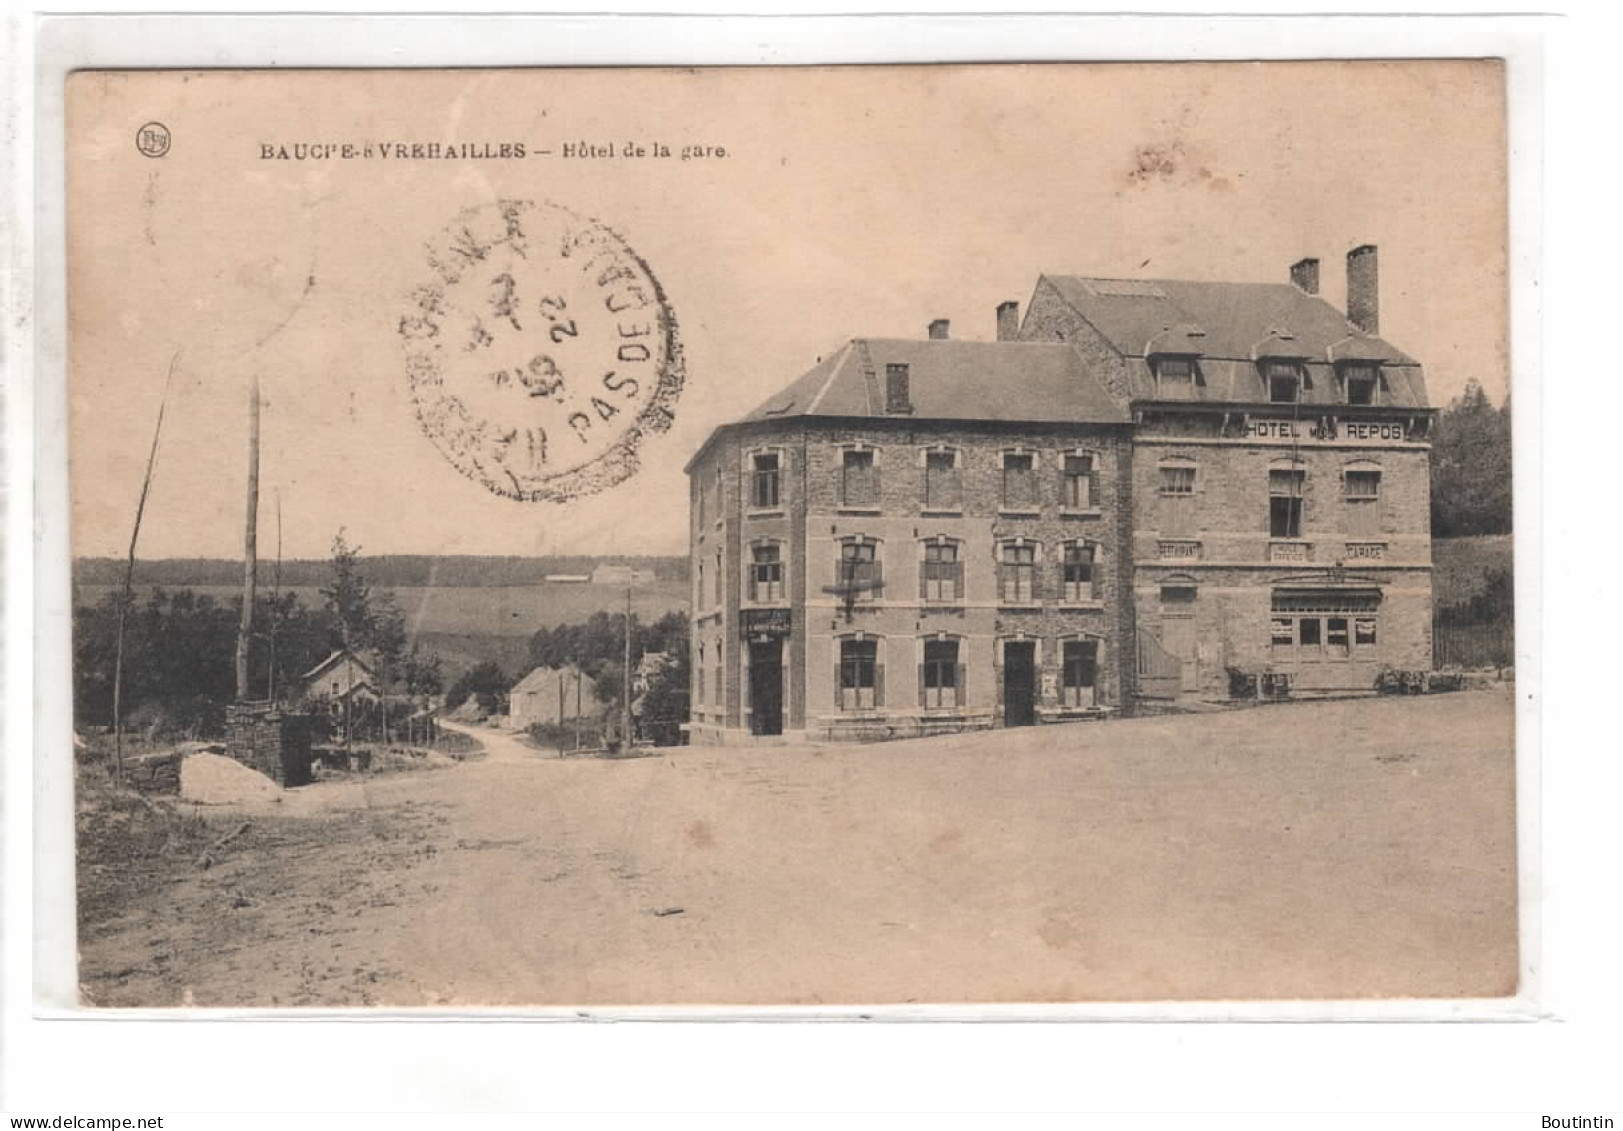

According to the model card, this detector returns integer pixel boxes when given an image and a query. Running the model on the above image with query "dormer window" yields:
[1265,361,1305,404]
[884,363,913,415]
[1342,362,1380,406]
[1154,356,1199,399]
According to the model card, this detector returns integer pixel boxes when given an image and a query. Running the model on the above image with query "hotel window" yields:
[921,539,963,602]
[696,645,706,704]
[1269,468,1306,539]
[1002,451,1038,510]
[1343,363,1380,406]
[1063,453,1095,509]
[1158,462,1197,537]
[923,449,962,509]
[696,561,705,607]
[750,452,781,509]
[749,543,784,603]
[696,481,706,526]
[1344,468,1383,538]
[838,638,881,710]
[841,448,878,507]
[714,550,723,604]
[838,538,882,601]
[999,542,1038,604]
[1155,356,1198,399]
[920,639,963,709]
[1061,640,1099,708]
[1062,542,1097,602]
[1266,361,1304,404]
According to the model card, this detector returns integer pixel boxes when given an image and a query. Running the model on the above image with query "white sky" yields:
[69,62,1508,560]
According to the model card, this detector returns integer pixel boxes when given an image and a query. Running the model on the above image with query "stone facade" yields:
[687,419,1134,744]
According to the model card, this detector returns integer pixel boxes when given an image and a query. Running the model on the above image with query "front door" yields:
[1003,641,1037,727]
[748,639,783,736]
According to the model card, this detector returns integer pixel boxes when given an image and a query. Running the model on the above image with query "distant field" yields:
[72,582,690,638]
[1433,535,1514,607]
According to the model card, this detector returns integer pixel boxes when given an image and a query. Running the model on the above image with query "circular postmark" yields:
[135,121,171,158]
[398,199,684,503]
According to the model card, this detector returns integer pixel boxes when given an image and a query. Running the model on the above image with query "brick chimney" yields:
[996,301,1019,341]
[1346,244,1379,334]
[928,318,950,340]
[1290,257,1320,295]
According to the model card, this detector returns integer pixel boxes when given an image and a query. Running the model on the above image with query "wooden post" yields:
[234,373,260,703]
[113,351,179,782]
[621,585,633,745]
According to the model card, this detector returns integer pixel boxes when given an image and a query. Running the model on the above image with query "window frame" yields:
[920,637,964,710]
[1060,540,1098,604]
[1062,449,1099,510]
[747,448,783,511]
[837,636,881,711]
[1060,637,1101,708]
[836,536,883,602]
[1153,355,1200,399]
[998,539,1041,605]
[920,537,964,603]
[921,446,964,511]
[1268,465,1307,539]
[837,444,880,510]
[748,540,785,604]
[1000,448,1039,512]
[1341,362,1381,406]
[1264,360,1306,404]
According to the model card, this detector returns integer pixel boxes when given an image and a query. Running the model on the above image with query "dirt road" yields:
[78,689,1518,1007]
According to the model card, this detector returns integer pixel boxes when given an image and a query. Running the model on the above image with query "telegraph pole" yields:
[234,373,260,702]
[621,584,633,746]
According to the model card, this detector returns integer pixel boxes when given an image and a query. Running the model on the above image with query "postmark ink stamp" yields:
[398,199,683,503]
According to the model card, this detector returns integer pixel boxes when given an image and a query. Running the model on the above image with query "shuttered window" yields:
[920,640,963,709]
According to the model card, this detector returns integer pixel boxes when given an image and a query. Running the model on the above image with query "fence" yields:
[1432,611,1514,670]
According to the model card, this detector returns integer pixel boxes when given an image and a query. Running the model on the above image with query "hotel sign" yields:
[1242,419,1407,443]
[742,608,792,640]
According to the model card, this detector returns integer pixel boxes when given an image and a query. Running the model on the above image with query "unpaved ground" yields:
[78,689,1518,1007]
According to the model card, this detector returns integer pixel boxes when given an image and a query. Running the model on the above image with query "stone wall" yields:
[225,703,314,787]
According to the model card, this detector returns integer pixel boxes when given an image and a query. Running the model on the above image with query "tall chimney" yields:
[1346,244,1379,334]
[928,318,950,341]
[1290,257,1320,295]
[996,300,1019,341]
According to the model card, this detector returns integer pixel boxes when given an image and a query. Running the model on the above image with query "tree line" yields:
[1430,379,1512,538]
[74,553,690,589]
[74,532,444,738]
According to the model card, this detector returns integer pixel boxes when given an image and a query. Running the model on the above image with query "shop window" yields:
[749,543,783,603]
[999,542,1038,604]
[750,452,780,509]
[1061,639,1099,708]
[840,448,878,508]
[1344,468,1383,538]
[838,638,880,710]
[1266,361,1304,403]
[1002,451,1037,510]
[923,449,962,509]
[1063,453,1095,509]
[1269,468,1306,538]
[1062,542,1096,602]
[921,539,963,602]
[838,538,882,601]
[1343,363,1380,406]
[1270,592,1382,660]
[920,639,963,709]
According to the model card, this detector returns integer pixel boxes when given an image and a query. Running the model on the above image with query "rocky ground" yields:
[76,688,1519,1008]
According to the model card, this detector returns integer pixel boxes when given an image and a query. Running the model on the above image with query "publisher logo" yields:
[136,121,171,158]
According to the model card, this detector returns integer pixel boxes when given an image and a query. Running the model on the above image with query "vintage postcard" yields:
[64,62,1517,1009]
